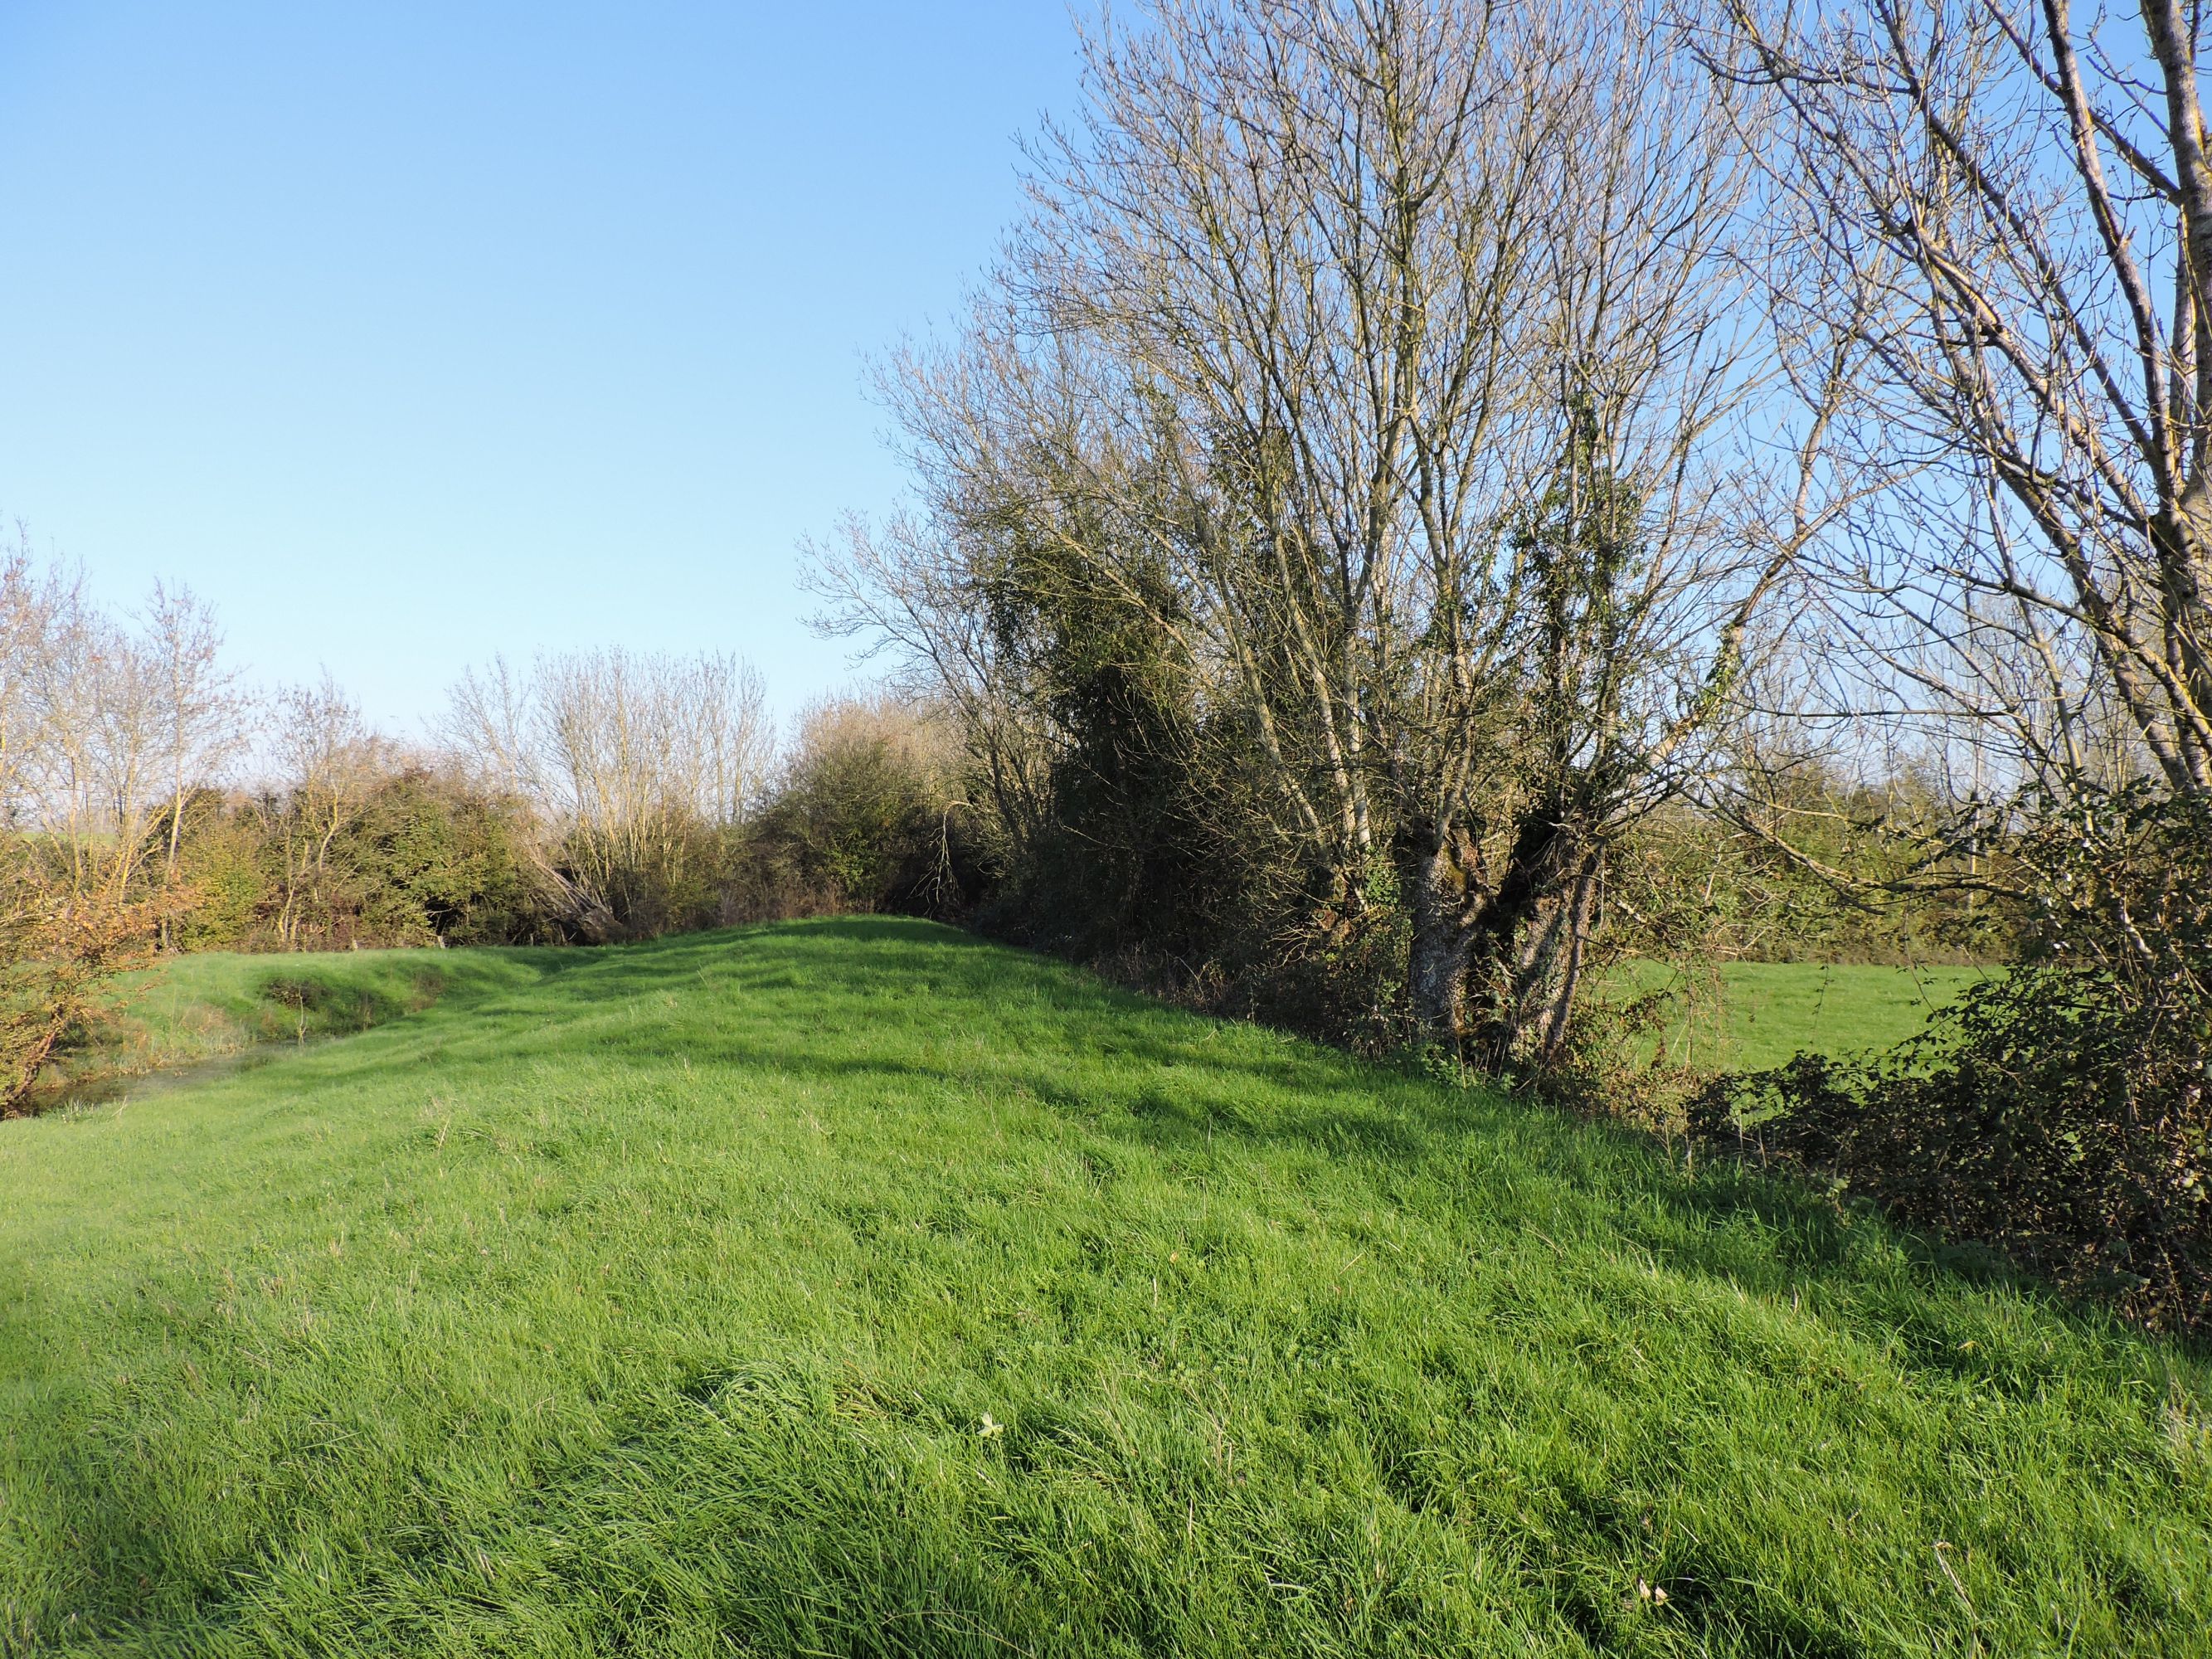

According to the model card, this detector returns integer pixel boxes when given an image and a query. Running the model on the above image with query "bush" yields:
[0,851,169,1115]
[730,697,981,921]
[164,802,272,950]
[170,768,547,951]
[1692,786,2211,1333]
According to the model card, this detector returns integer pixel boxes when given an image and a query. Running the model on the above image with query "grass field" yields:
[1621,961,1991,1075]
[56,949,1979,1108]
[3,921,2207,1656]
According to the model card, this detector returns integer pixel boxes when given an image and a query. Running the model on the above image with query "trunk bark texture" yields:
[1402,823,1477,1048]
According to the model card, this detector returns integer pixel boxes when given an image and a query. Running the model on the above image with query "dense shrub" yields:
[343,771,543,944]
[168,769,543,950]
[730,697,983,922]
[1693,786,2211,1333]
[161,794,270,950]
[0,849,174,1115]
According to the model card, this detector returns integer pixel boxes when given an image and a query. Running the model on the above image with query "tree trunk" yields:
[1403,825,1475,1048]
[1464,807,1578,1071]
[1525,849,1601,1069]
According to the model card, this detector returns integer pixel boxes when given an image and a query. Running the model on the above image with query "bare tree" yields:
[11,568,167,899]
[0,539,187,1102]
[143,583,242,873]
[823,0,1828,1061]
[141,582,243,944]
[1704,0,2212,810]
[265,675,387,948]
[444,648,772,935]
[0,530,57,829]
[805,510,1067,870]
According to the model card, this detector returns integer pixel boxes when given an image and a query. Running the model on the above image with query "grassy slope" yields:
[61,951,1974,1103]
[33,949,561,1101]
[1,921,2206,1657]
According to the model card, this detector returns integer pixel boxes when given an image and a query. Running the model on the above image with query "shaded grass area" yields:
[31,949,562,1106]
[2,919,2205,1656]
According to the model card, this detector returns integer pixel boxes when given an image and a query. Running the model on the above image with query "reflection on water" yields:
[27,1041,319,1117]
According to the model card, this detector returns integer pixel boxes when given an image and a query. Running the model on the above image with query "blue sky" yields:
[0,2,1087,731]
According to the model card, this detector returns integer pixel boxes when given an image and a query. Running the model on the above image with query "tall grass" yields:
[2,921,2205,1655]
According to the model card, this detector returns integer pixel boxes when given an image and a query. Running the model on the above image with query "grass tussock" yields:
[1,920,2205,1656]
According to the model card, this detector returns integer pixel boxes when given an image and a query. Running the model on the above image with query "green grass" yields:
[60,951,1973,1107]
[1616,961,1991,1075]
[2,920,2206,1656]
[33,948,558,1103]
[1704,962,1990,1071]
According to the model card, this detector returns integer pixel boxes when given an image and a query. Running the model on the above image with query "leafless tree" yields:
[444,648,772,934]
[0,540,197,1097]
[10,567,167,898]
[265,675,387,947]
[805,510,1067,868]
[0,531,57,829]
[822,0,1834,1060]
[1702,0,2212,814]
[140,582,244,943]
[0,548,251,915]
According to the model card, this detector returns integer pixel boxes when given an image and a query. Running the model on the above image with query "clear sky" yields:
[0,2,1088,732]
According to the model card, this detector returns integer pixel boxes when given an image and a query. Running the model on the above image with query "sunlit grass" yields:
[36,947,558,1102]
[1610,960,1992,1075]
[2,920,2204,1655]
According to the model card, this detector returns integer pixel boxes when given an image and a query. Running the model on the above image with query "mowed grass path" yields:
[2,922,2206,1656]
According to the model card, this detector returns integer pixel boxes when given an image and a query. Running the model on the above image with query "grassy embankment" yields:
[56,951,1980,1105]
[27,948,561,1106]
[2,920,2206,1655]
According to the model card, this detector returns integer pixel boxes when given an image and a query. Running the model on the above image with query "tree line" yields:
[805,0,2208,1329]
[810,0,2006,1054]
[0,546,974,1108]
